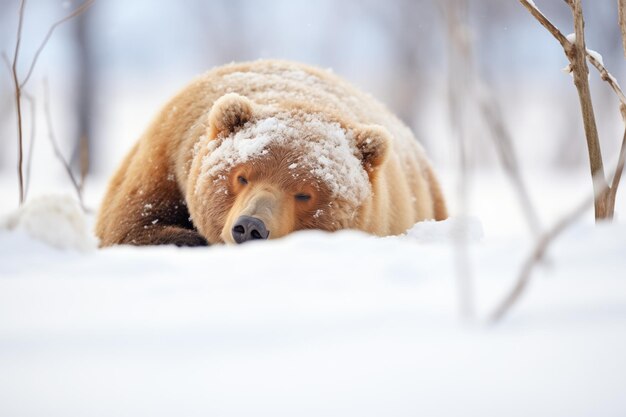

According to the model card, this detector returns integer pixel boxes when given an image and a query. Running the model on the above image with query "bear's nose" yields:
[232,215,269,244]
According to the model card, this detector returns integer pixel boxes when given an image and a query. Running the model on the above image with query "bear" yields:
[95,60,447,247]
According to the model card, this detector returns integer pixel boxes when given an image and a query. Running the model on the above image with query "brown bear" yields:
[95,60,447,247]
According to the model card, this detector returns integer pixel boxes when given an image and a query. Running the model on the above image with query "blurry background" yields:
[1,0,624,233]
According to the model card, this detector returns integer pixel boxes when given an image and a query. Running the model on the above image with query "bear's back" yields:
[191,60,422,158]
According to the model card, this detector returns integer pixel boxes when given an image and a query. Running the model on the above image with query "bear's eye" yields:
[237,176,248,185]
[295,193,311,202]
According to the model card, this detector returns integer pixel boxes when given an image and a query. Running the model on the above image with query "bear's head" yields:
[188,93,391,244]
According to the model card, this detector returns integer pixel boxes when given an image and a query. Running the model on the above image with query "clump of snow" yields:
[561,64,573,75]
[405,216,484,244]
[199,113,371,206]
[0,195,97,251]
[586,49,604,66]
[566,33,576,43]
[526,0,537,9]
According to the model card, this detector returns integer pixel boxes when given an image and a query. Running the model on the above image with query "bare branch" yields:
[490,143,626,324]
[521,0,609,219]
[20,0,95,88]
[441,0,475,320]
[11,0,26,73]
[586,52,626,121]
[518,0,570,50]
[489,191,594,323]
[619,0,626,58]
[10,0,27,205]
[608,128,626,206]
[567,0,608,219]
[22,91,36,201]
[478,91,542,237]
[43,79,87,211]
[78,134,89,192]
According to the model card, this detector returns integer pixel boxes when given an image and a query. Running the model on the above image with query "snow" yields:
[405,216,483,243]
[566,33,576,44]
[587,48,604,66]
[199,114,371,206]
[0,194,97,251]
[1,202,626,416]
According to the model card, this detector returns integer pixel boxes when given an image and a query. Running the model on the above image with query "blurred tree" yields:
[360,0,436,150]
[72,8,95,181]
[193,0,253,64]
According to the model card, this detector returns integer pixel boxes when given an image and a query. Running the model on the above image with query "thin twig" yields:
[78,134,89,193]
[442,0,475,320]
[6,0,94,206]
[519,0,570,49]
[520,0,609,219]
[10,0,27,205]
[22,92,36,200]
[567,0,608,218]
[489,193,594,322]
[608,128,626,208]
[20,0,95,88]
[43,78,87,211]
[478,91,542,237]
[490,157,623,324]
[586,53,626,120]
[493,0,626,323]
[4,52,37,201]
[619,0,626,58]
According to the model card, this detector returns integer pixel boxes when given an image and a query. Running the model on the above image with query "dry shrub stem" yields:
[442,0,475,319]
[619,0,626,57]
[22,92,36,200]
[19,0,95,88]
[519,0,626,221]
[490,140,626,323]
[491,0,626,323]
[479,96,542,237]
[6,0,94,206]
[43,79,87,211]
[490,193,594,322]
[11,0,26,205]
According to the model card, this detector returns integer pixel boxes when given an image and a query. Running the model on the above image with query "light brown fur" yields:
[95,60,447,247]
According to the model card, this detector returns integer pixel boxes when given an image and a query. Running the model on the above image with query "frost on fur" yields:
[208,93,254,139]
[199,112,372,207]
[353,124,390,172]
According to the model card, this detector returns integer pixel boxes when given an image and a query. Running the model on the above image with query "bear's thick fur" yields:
[95,60,447,246]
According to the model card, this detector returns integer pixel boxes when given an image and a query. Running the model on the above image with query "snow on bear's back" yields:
[212,60,417,152]
[218,60,411,136]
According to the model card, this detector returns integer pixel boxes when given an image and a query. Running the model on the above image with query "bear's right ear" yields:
[353,124,390,173]
[208,93,254,139]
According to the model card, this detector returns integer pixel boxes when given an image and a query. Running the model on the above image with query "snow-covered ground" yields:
[1,178,626,417]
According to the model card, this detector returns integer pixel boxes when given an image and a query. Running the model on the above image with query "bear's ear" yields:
[208,93,254,139]
[353,124,390,172]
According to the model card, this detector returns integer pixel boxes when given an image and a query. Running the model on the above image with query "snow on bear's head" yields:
[190,93,390,244]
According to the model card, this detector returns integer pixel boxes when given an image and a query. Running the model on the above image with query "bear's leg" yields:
[97,163,209,247]
[104,190,209,247]
[121,225,207,247]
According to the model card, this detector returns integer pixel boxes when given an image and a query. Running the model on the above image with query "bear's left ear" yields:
[208,93,254,139]
[353,124,390,172]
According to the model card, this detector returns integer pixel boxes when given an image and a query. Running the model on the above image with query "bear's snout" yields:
[232,215,269,244]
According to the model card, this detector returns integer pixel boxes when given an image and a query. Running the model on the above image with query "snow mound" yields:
[405,216,484,243]
[1,195,98,251]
